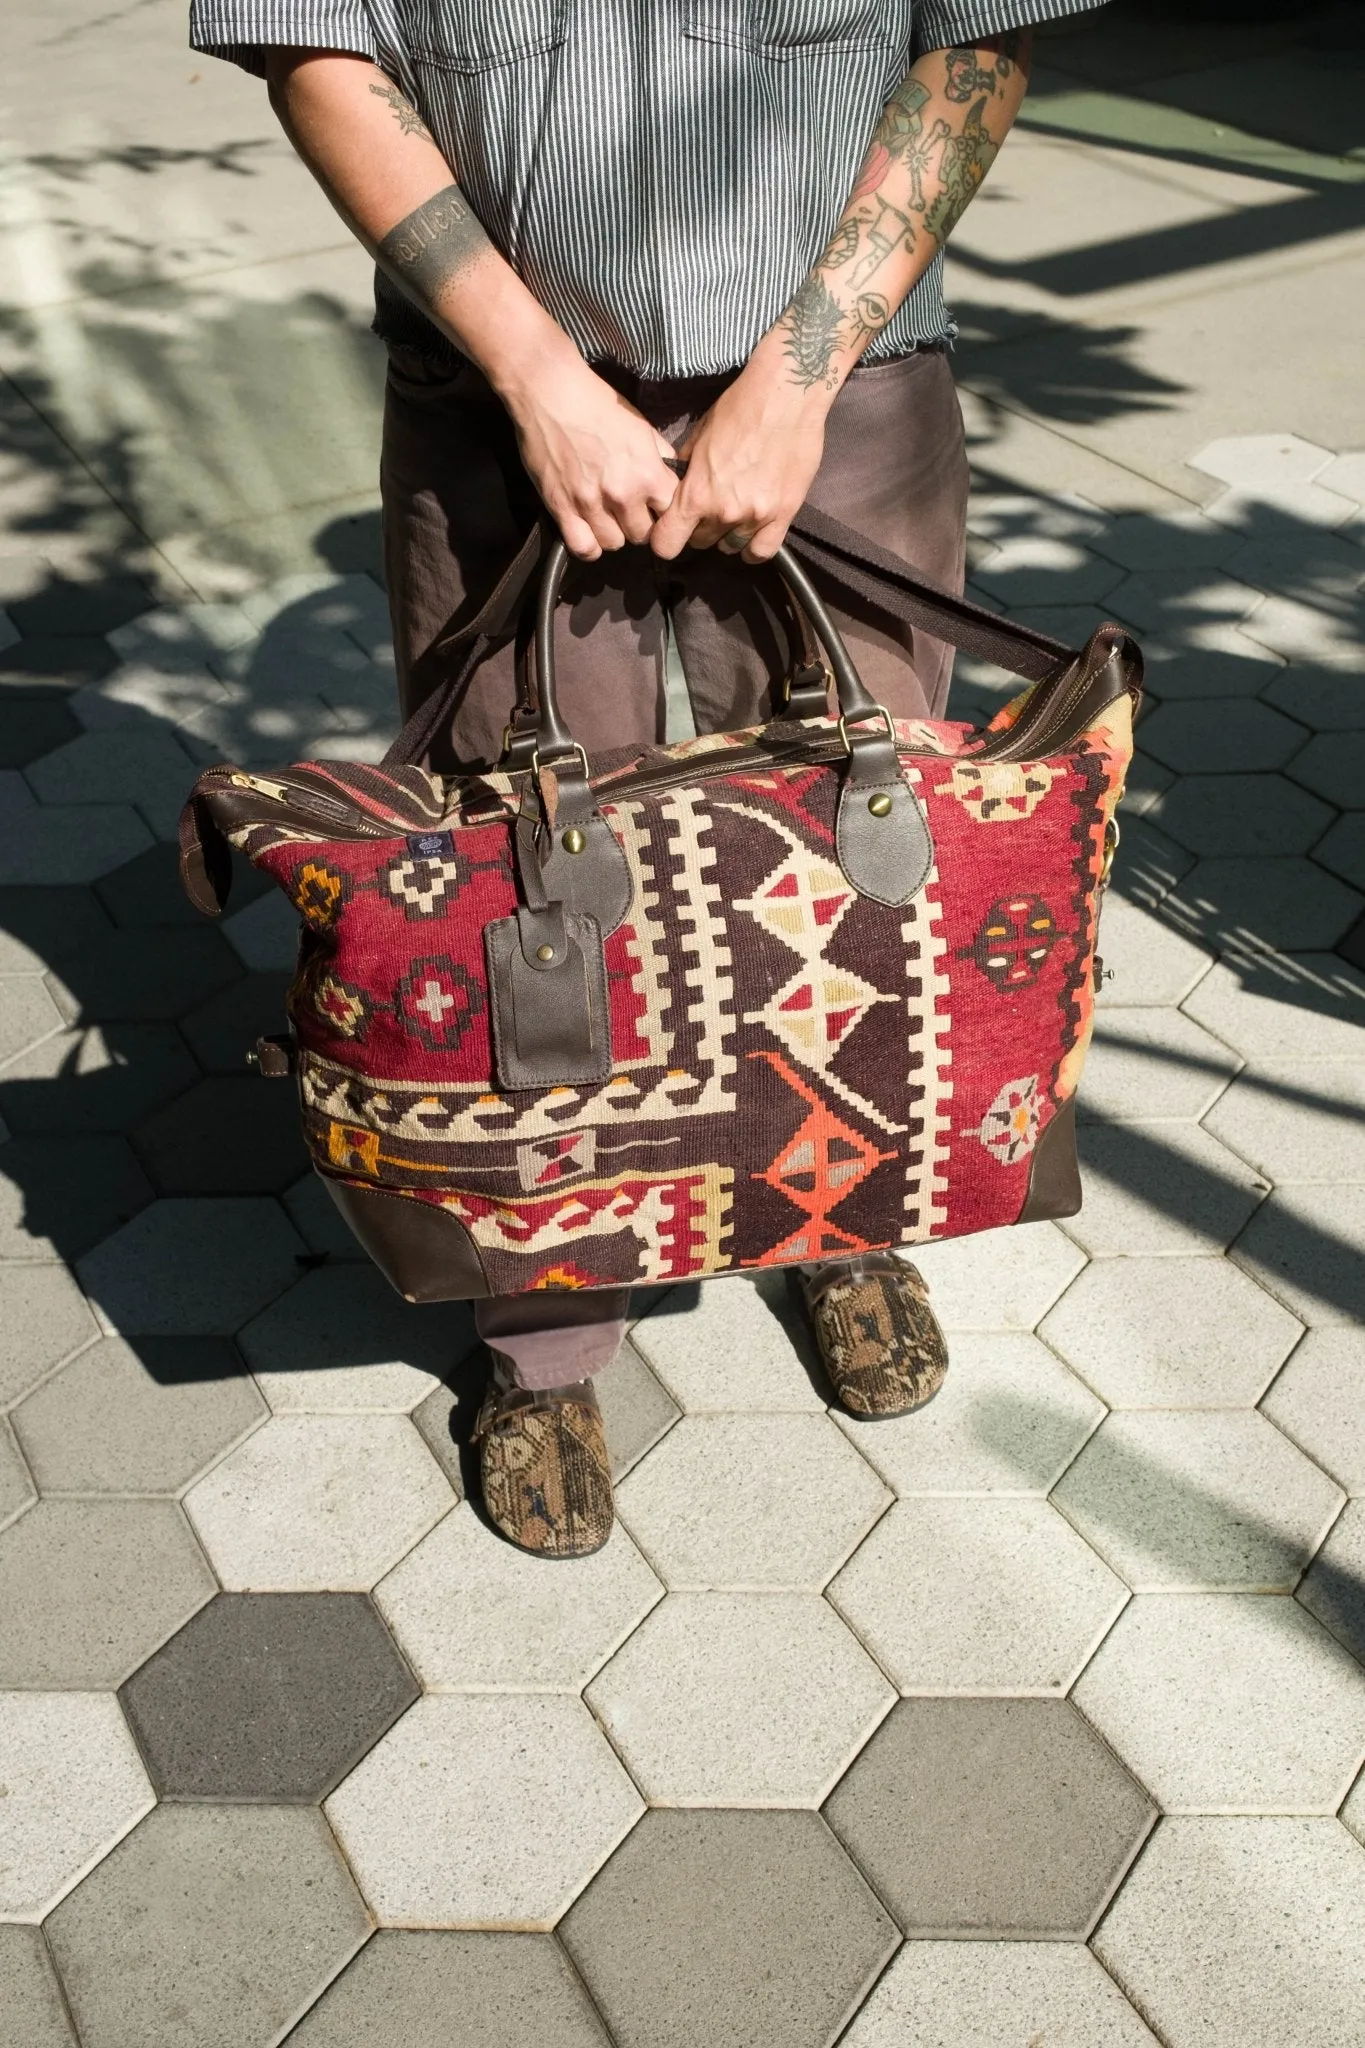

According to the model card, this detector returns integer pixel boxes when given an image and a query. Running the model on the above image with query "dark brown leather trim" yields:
[1017,1095,1082,1223]
[835,723,934,906]
[485,907,612,1090]
[320,1176,490,1301]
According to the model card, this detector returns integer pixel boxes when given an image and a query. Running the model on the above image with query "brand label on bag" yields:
[407,831,455,860]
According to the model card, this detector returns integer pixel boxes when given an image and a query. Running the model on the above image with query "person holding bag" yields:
[189,0,1110,1557]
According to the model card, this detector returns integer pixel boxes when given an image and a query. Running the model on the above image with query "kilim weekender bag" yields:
[179,507,1142,1302]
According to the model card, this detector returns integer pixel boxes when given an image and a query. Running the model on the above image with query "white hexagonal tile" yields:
[324,1693,643,1927]
[1226,531,1365,607]
[1107,569,1264,637]
[0,1692,154,1921]
[183,1414,454,1590]
[1316,452,1365,505]
[77,1199,306,1338]
[1242,593,1364,669]
[842,1942,1160,2048]
[630,1278,824,1412]
[1297,1499,1365,1666]
[1095,896,1212,1008]
[827,1497,1127,1696]
[1231,1182,1365,1327]
[1205,1062,1365,1183]
[1040,1256,1302,1407]
[1262,1329,1365,1495]
[965,492,1106,546]
[0,1267,100,1408]
[107,599,256,666]
[1343,1769,1365,1847]
[1094,1817,1365,2048]
[1052,1410,1344,1593]
[1203,481,1360,531]
[69,662,230,733]
[970,536,1125,608]
[1183,956,1365,1062]
[1090,509,1243,575]
[585,1592,893,1805]
[1189,435,1333,491]
[1074,1595,1365,1813]
[238,1267,473,1414]
[1070,1120,1268,1259]
[615,1413,889,1590]
[831,1333,1102,1497]
[0,807,154,886]
[374,1503,663,1690]
[0,977,64,1069]
[1080,1008,1240,1124]
[900,1222,1085,1334]
[0,1416,34,1531]
[25,731,200,838]
[1135,623,1287,701]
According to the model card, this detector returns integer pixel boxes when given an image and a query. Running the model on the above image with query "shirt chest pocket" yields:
[407,0,567,73]
[685,0,888,57]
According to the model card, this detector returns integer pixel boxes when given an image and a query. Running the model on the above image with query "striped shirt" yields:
[192,0,1103,378]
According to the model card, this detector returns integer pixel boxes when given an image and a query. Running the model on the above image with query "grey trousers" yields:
[380,342,970,1385]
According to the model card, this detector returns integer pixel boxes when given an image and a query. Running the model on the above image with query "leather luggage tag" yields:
[484,903,612,1090]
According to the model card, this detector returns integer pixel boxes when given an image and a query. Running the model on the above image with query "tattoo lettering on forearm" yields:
[778,275,846,389]
[368,79,433,141]
[378,185,493,308]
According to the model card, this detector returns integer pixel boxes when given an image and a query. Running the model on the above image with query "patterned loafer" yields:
[474,1362,614,1558]
[800,1253,949,1419]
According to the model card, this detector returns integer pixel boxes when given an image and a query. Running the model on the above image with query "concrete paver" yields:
[4,4,1365,2038]
[0,1692,155,1921]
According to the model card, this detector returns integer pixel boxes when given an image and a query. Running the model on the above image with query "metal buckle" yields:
[837,703,895,755]
[530,741,590,781]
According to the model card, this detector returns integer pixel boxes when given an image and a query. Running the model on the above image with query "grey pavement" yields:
[2,2,1365,2044]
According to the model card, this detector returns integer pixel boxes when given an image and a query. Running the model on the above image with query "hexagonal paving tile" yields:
[25,729,202,838]
[0,693,81,768]
[180,971,294,1074]
[11,1334,265,1494]
[595,1338,681,1479]
[1262,1328,1365,1493]
[325,1692,643,1927]
[1163,855,1363,953]
[1343,1768,1365,1848]
[1297,1499,1365,1667]
[131,1077,308,1195]
[0,1133,154,1262]
[119,1592,418,1800]
[841,1944,1160,2048]
[0,1415,35,1530]
[0,1264,98,1405]
[1079,1007,1239,1124]
[1149,773,1335,858]
[897,1221,1085,1332]
[184,1414,454,1591]
[826,1497,1127,1695]
[0,805,154,885]
[0,1924,80,2046]
[560,1809,897,2048]
[1224,532,1365,606]
[830,1332,1101,1497]
[1052,1410,1344,1592]
[1263,660,1365,732]
[94,841,258,929]
[586,1592,893,1805]
[281,1171,370,1262]
[1074,1594,1365,1813]
[1094,895,1211,1007]
[970,536,1125,608]
[238,1266,474,1413]
[1287,729,1365,812]
[1137,700,1309,778]
[630,1277,824,1411]
[1070,1119,1268,1258]
[1040,1256,1302,1407]
[1183,954,1365,1061]
[288,1932,612,2048]
[824,1698,1154,1938]
[45,926,243,1025]
[45,1803,369,2048]
[0,1021,202,1135]
[407,1381,465,1496]
[375,1504,662,1690]
[1135,625,1285,702]
[1242,593,1363,668]
[77,1197,306,1336]
[1207,1060,1365,1184]
[1315,814,1365,890]
[9,575,153,640]
[0,974,63,1065]
[1094,1818,1365,2048]
[1090,508,1242,573]
[616,1413,889,1590]
[1105,568,1263,637]
[1189,433,1333,490]
[1108,810,1194,908]
[0,1496,215,1687]
[0,1692,154,1921]
[1232,1182,1365,1326]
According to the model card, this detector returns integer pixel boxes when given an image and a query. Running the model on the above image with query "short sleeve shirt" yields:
[190,0,1105,377]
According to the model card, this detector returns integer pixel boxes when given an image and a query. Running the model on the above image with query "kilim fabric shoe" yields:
[801,1253,949,1420]
[474,1360,614,1558]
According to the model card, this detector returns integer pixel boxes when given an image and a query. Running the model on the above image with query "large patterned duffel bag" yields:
[179,509,1141,1302]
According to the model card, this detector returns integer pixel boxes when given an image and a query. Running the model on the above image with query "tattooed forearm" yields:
[778,275,846,389]
[942,31,1023,103]
[923,98,1000,244]
[377,185,494,308]
[368,80,433,141]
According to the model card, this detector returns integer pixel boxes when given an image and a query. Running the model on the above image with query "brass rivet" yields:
[536,943,555,962]
[867,791,893,817]
[562,826,586,855]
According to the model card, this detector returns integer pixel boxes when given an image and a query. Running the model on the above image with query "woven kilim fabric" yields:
[187,689,1130,1297]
